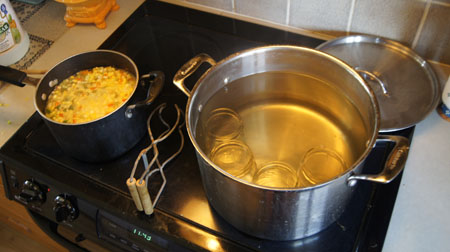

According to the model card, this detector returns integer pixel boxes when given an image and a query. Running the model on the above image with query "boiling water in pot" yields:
[195,71,369,188]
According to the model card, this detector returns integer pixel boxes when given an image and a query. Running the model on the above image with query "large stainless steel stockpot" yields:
[173,46,409,240]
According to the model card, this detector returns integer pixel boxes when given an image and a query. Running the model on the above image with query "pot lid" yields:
[316,35,441,132]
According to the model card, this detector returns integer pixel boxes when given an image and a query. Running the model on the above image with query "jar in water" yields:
[298,147,347,186]
[209,140,256,180]
[205,107,243,153]
[253,161,298,188]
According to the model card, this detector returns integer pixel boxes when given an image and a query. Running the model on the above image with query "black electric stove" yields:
[0,1,414,251]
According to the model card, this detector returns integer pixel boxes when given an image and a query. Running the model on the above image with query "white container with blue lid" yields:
[0,0,30,66]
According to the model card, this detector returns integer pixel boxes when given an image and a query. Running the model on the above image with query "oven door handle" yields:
[27,209,88,252]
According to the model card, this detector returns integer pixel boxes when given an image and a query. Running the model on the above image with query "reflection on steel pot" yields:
[173,46,410,240]
[0,50,164,162]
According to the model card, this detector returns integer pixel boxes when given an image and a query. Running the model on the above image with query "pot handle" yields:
[125,71,164,118]
[347,135,410,186]
[0,65,40,87]
[173,53,216,97]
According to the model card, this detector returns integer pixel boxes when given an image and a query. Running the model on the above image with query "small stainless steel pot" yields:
[0,50,163,162]
[173,45,410,241]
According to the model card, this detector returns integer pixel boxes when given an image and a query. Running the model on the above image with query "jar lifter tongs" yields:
[126,103,185,215]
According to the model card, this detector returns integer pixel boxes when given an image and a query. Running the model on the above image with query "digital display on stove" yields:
[98,210,168,252]
[131,228,152,242]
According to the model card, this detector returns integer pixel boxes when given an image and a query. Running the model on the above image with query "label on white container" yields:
[443,76,450,107]
[0,1,24,53]
[441,76,450,119]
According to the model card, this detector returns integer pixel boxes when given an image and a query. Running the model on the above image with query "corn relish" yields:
[45,66,136,124]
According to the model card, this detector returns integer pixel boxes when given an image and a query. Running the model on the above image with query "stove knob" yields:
[53,195,79,222]
[15,179,46,205]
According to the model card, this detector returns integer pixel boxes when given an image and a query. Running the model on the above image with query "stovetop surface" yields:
[1,1,415,251]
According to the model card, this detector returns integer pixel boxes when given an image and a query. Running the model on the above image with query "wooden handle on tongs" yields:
[126,178,143,211]
[136,180,154,215]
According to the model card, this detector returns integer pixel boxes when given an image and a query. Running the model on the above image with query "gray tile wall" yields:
[289,0,352,37]
[166,0,450,65]
[235,0,288,24]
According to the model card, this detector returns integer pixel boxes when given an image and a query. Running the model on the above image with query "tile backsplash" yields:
[159,0,450,66]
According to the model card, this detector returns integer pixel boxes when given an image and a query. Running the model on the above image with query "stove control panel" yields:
[1,164,87,226]
[14,179,46,206]
[98,211,191,252]
[3,166,64,221]
[54,194,79,222]
[1,162,125,252]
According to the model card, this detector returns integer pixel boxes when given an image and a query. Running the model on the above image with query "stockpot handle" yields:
[347,135,410,186]
[125,71,164,118]
[173,53,216,97]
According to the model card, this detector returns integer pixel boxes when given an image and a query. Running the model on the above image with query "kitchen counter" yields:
[1,1,450,251]
[382,107,450,252]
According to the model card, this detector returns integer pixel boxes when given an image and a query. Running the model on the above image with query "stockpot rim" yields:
[184,45,381,192]
[34,49,140,126]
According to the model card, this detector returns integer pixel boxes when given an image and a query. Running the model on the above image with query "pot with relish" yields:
[31,50,164,162]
